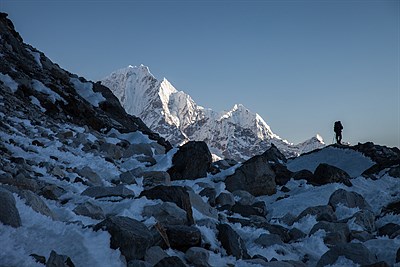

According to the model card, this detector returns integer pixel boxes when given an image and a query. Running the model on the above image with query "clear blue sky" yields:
[2,0,399,147]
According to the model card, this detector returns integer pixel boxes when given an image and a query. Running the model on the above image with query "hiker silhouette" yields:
[334,121,343,144]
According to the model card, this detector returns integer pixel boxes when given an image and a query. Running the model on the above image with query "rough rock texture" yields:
[167,141,212,180]
[153,256,187,267]
[165,225,202,252]
[310,221,350,246]
[312,163,352,186]
[0,187,21,227]
[94,216,153,261]
[217,223,250,260]
[316,243,376,267]
[46,250,75,267]
[140,185,194,225]
[143,202,188,226]
[225,151,276,196]
[81,185,134,199]
[328,189,372,211]
[73,201,105,220]
[296,205,337,223]
[185,247,210,267]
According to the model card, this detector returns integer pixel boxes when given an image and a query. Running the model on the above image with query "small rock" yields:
[46,250,75,267]
[255,233,284,247]
[145,246,169,266]
[154,256,187,267]
[215,192,235,207]
[185,247,210,267]
[199,187,217,207]
[81,185,135,199]
[217,223,250,260]
[30,253,46,264]
[165,225,202,252]
[0,187,21,227]
[328,189,372,211]
[316,243,376,267]
[75,166,103,186]
[143,202,188,226]
[73,201,105,220]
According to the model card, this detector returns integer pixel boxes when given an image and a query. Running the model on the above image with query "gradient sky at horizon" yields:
[2,0,399,147]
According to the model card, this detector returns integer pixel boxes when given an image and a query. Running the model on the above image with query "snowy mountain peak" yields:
[102,65,325,160]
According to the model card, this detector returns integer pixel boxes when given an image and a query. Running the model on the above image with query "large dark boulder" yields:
[217,223,250,260]
[296,205,337,223]
[153,256,187,267]
[231,202,267,218]
[93,216,153,261]
[167,141,212,180]
[225,152,276,196]
[165,225,202,252]
[310,221,350,246]
[328,189,372,211]
[140,186,194,225]
[262,144,287,164]
[381,200,400,215]
[311,163,352,186]
[46,250,75,267]
[316,243,376,267]
[0,187,21,228]
[353,142,400,170]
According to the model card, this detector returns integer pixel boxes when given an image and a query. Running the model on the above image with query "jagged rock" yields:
[99,142,123,160]
[81,185,134,199]
[185,247,210,267]
[378,223,400,238]
[232,190,256,205]
[143,202,188,225]
[73,201,105,220]
[199,187,217,207]
[39,184,66,200]
[288,228,307,242]
[30,253,46,264]
[0,172,40,192]
[381,200,400,215]
[19,189,56,219]
[0,187,21,227]
[316,243,376,267]
[387,165,400,178]
[187,190,218,219]
[311,163,352,186]
[139,171,171,188]
[353,142,400,171]
[217,223,250,260]
[292,169,314,181]
[231,202,267,218]
[153,256,187,267]
[123,143,153,158]
[310,221,350,246]
[75,166,103,186]
[94,216,153,261]
[262,144,287,164]
[140,185,194,225]
[165,225,201,252]
[167,141,212,180]
[296,205,337,223]
[225,151,276,196]
[46,250,75,267]
[136,155,157,166]
[271,163,293,186]
[119,170,137,184]
[127,260,152,267]
[255,234,284,247]
[352,210,376,233]
[144,246,169,266]
[215,192,235,207]
[328,189,372,211]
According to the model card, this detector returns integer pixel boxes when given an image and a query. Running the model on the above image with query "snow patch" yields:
[70,77,105,107]
[0,73,19,92]
[31,79,67,104]
[26,48,42,68]
[29,96,46,112]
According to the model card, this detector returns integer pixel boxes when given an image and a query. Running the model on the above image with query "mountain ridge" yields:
[101,65,325,161]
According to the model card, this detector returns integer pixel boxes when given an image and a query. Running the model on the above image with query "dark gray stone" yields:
[19,189,56,219]
[288,228,307,242]
[154,256,187,267]
[81,185,134,199]
[73,201,105,220]
[75,166,103,186]
[127,260,152,267]
[39,184,66,200]
[144,246,169,266]
[316,243,376,267]
[199,187,217,207]
[0,187,21,227]
[310,221,350,246]
[143,202,188,225]
[185,247,210,267]
[165,225,201,252]
[378,223,400,238]
[292,169,314,181]
[140,185,194,225]
[94,216,153,261]
[215,192,235,207]
[231,202,267,218]
[255,234,284,247]
[225,151,276,196]
[352,210,376,233]
[187,190,218,219]
[232,190,256,205]
[312,163,352,186]
[296,205,337,223]
[328,189,372,211]
[167,141,212,180]
[46,250,75,267]
[217,223,250,260]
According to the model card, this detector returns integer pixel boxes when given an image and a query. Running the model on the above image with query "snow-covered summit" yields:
[102,65,325,160]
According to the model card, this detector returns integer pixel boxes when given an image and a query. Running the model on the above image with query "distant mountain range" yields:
[101,65,325,161]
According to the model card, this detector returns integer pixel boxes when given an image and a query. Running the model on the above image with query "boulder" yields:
[119,170,137,184]
[144,246,169,266]
[381,200,400,215]
[378,223,400,238]
[271,163,293,186]
[75,166,103,186]
[296,205,337,223]
[262,144,287,164]
[388,165,400,178]
[143,202,188,225]
[0,187,21,227]
[292,169,314,181]
[127,260,152,267]
[46,250,75,267]
[310,221,350,246]
[73,201,105,220]
[0,172,40,192]
[153,256,187,267]
[255,233,284,247]
[231,202,267,218]
[217,223,250,260]
[165,225,202,252]
[328,189,372,211]
[94,216,153,261]
[352,210,376,233]
[100,142,122,160]
[185,247,210,267]
[39,184,66,200]
[232,190,256,206]
[316,243,376,267]
[187,190,218,219]
[215,192,235,207]
[30,253,46,264]
[140,185,194,225]
[225,152,276,196]
[199,187,217,207]
[139,171,171,188]
[288,228,307,242]
[81,185,134,199]
[167,141,212,180]
[350,231,375,242]
[311,163,352,186]
[19,189,56,219]
[123,143,153,158]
